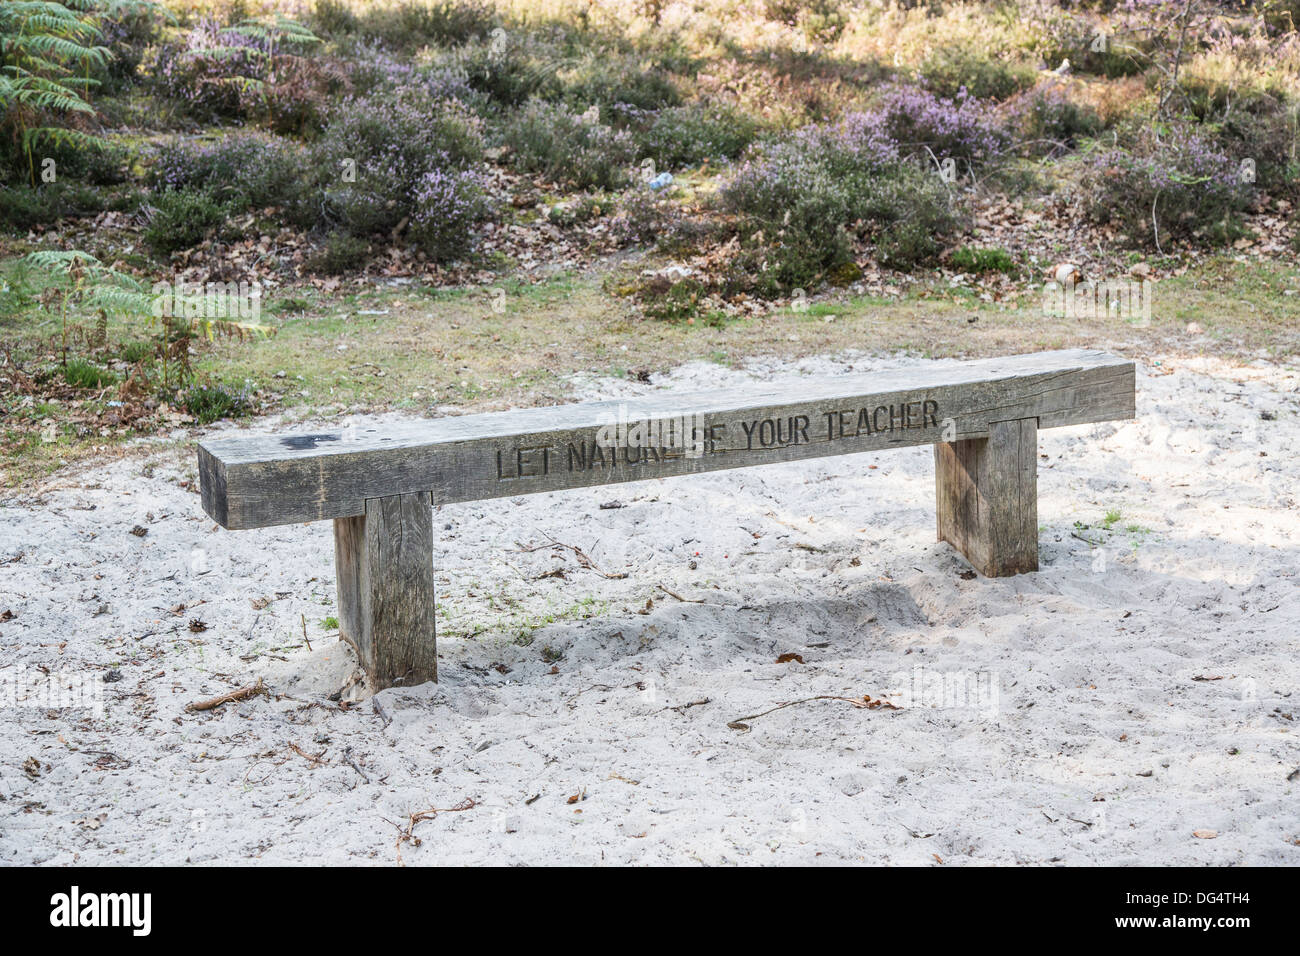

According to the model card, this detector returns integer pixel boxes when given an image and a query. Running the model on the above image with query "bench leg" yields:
[333,491,438,689]
[934,417,1038,577]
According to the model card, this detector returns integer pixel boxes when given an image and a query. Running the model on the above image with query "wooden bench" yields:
[198,349,1135,689]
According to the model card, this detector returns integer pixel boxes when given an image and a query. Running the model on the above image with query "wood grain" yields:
[935,417,1039,576]
[199,349,1135,530]
[333,491,437,689]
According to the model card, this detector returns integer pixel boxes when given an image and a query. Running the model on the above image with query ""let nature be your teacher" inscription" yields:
[495,398,943,481]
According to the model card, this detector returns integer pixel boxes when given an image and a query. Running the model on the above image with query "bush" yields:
[919,47,1037,102]
[408,167,491,261]
[504,101,638,189]
[305,231,371,274]
[611,189,680,245]
[626,102,760,170]
[867,84,1008,164]
[1002,83,1103,157]
[1075,126,1252,246]
[950,245,1018,274]
[0,183,108,230]
[311,87,489,258]
[720,117,960,290]
[144,190,229,254]
[151,133,303,211]
[153,17,326,128]
[325,0,496,49]
[559,53,682,112]
[181,382,254,424]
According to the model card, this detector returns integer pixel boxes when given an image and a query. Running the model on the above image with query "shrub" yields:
[867,84,1008,164]
[333,0,496,50]
[311,87,489,258]
[0,183,108,230]
[144,190,229,254]
[181,382,254,424]
[1002,83,1103,157]
[408,167,491,261]
[305,232,371,274]
[150,133,303,211]
[1075,126,1252,246]
[919,47,1037,102]
[153,17,323,125]
[450,30,568,107]
[720,118,960,290]
[559,53,683,112]
[611,189,679,245]
[626,102,760,170]
[950,245,1018,274]
[504,100,638,189]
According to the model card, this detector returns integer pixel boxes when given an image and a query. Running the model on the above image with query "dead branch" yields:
[727,694,900,731]
[186,677,267,713]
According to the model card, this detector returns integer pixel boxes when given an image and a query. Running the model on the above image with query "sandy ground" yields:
[1,350,1297,866]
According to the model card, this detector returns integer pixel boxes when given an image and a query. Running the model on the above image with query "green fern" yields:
[1,1,167,183]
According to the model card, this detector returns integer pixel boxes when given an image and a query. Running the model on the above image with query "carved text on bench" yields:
[494,398,942,481]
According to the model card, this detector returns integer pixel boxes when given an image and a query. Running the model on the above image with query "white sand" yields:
[1,351,1297,865]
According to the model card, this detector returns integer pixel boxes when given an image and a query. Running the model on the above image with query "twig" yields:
[727,694,899,731]
[393,798,477,860]
[658,584,704,603]
[343,746,370,784]
[185,677,267,713]
[300,613,312,652]
[288,742,328,768]
[513,535,628,579]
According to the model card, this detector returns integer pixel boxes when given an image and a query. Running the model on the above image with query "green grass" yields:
[62,359,118,389]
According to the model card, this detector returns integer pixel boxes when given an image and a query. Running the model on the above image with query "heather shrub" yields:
[333,0,497,50]
[625,102,760,169]
[721,117,959,289]
[504,101,638,189]
[1002,83,1103,157]
[558,54,683,112]
[408,167,491,261]
[0,184,109,230]
[153,17,323,126]
[144,190,230,254]
[1075,126,1252,246]
[918,47,1037,101]
[312,87,489,258]
[150,134,303,211]
[868,85,1008,163]
[450,31,569,107]
[305,231,370,274]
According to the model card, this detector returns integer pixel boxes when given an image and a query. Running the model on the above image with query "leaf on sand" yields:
[1192,829,1218,839]
[776,653,804,664]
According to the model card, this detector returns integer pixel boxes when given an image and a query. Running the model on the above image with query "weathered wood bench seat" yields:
[198,349,1135,689]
